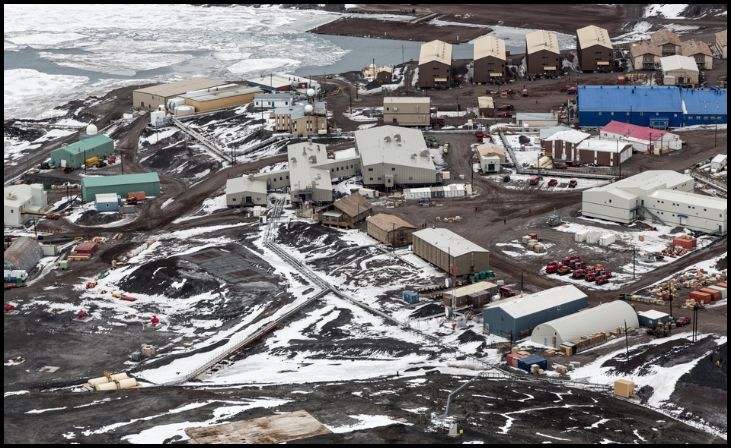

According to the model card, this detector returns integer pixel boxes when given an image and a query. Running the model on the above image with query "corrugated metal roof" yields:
[94,193,119,203]
[134,79,226,97]
[419,40,452,66]
[649,189,727,210]
[82,172,160,188]
[660,55,699,73]
[444,281,498,299]
[681,40,712,57]
[60,135,113,156]
[182,86,262,102]
[412,228,488,257]
[600,120,673,141]
[630,40,661,58]
[384,96,430,104]
[681,88,727,115]
[354,125,436,172]
[577,138,631,153]
[474,35,506,61]
[576,25,612,50]
[366,213,416,231]
[525,30,560,55]
[544,129,591,144]
[532,301,638,346]
[650,29,681,47]
[488,285,587,319]
[577,86,683,112]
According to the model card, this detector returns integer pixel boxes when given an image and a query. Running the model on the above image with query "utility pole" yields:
[714,123,718,147]
[520,271,524,292]
[668,280,673,318]
[392,222,395,253]
[624,320,629,366]
[402,44,404,66]
[83,148,87,175]
[632,243,636,279]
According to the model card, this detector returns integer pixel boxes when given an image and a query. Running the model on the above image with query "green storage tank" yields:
[50,135,115,169]
[81,172,161,202]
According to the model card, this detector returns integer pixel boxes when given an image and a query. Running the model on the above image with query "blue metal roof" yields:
[681,88,727,116]
[578,86,683,112]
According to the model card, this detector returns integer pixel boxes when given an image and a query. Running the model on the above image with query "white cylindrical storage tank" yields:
[304,104,314,115]
[166,97,186,111]
[158,104,165,111]
[95,381,118,392]
[86,123,98,136]
[109,372,128,382]
[307,88,315,98]
[116,378,138,389]
[175,105,195,116]
[151,110,165,127]
[88,376,109,387]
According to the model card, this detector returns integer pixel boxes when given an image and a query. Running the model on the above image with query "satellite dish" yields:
[304,104,314,114]
[307,88,315,97]
[86,124,98,135]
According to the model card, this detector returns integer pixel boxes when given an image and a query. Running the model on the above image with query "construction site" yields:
[4,3,728,445]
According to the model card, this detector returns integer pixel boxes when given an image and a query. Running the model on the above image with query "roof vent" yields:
[384,136,392,144]
[420,149,429,157]
[394,133,401,143]
[309,155,317,164]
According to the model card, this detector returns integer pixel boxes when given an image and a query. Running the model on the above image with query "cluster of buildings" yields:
[134,78,258,112]
[582,170,727,234]
[50,125,114,169]
[630,29,717,74]
[4,184,48,227]
[362,63,394,84]
[226,125,439,206]
[541,128,633,167]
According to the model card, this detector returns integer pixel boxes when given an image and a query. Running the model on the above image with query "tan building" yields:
[681,40,713,70]
[630,41,662,70]
[132,78,226,110]
[477,96,495,118]
[650,29,681,56]
[443,281,498,308]
[181,85,262,113]
[418,40,452,88]
[476,143,505,173]
[716,30,727,59]
[525,30,560,76]
[363,63,393,84]
[473,35,506,83]
[576,25,613,72]
[366,213,416,247]
[383,97,430,126]
[660,55,699,86]
[412,228,490,276]
[273,102,328,137]
[320,193,372,228]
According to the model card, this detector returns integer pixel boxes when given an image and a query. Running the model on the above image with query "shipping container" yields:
[128,191,146,201]
[672,235,697,249]
[506,352,527,368]
[517,355,547,373]
[699,288,721,302]
[690,290,712,304]
[708,285,727,300]
[402,290,420,304]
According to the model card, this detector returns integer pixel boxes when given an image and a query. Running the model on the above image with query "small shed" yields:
[95,193,120,212]
[4,237,42,272]
[637,309,671,328]
[614,379,635,398]
[711,154,727,172]
[517,354,548,373]
[443,281,498,308]
[478,96,495,117]
[323,192,373,228]
[366,213,417,247]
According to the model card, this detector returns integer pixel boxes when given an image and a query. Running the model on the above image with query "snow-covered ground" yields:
[484,173,609,191]
[643,4,689,19]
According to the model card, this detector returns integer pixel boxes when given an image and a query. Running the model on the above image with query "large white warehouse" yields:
[582,170,727,234]
[530,300,639,349]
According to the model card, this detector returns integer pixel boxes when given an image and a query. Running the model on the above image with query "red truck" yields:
[474,131,490,140]
[568,179,578,188]
[545,261,559,274]
[496,104,514,111]
[499,286,516,298]
[430,117,445,127]
[529,175,539,186]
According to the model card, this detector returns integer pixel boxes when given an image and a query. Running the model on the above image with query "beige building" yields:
[288,142,360,204]
[412,227,490,276]
[383,97,431,126]
[477,96,495,118]
[650,29,681,56]
[576,25,613,72]
[273,102,328,138]
[660,55,699,86]
[355,125,437,188]
[182,85,262,113]
[225,175,268,207]
[132,78,226,110]
[475,143,506,173]
[525,30,560,76]
[473,35,506,83]
[681,40,713,70]
[366,213,417,247]
[321,193,372,228]
[418,40,453,88]
[716,30,727,59]
[630,41,662,70]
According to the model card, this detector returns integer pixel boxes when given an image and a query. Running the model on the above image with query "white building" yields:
[253,93,295,109]
[4,184,47,227]
[531,301,638,349]
[225,175,269,207]
[660,55,699,86]
[711,154,727,172]
[600,120,682,154]
[582,170,727,234]
[355,125,437,188]
[515,112,559,128]
[475,143,506,173]
[288,142,360,203]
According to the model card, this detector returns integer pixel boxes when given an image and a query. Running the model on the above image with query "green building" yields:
[50,135,115,169]
[81,172,160,202]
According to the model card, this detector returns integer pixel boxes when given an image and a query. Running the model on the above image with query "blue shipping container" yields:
[402,290,420,304]
[517,354,547,373]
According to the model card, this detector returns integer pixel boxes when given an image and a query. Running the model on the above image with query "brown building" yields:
[576,138,633,166]
[477,96,495,118]
[132,78,226,110]
[576,25,613,72]
[650,29,681,56]
[525,30,560,76]
[473,35,506,83]
[181,85,262,113]
[630,41,662,70]
[681,40,713,70]
[541,129,590,161]
[273,102,328,138]
[366,213,416,247]
[418,40,453,88]
[412,228,490,276]
[716,30,727,59]
[383,97,430,126]
[443,281,498,308]
[320,193,372,228]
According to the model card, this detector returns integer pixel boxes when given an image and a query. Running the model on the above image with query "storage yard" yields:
[4,3,728,445]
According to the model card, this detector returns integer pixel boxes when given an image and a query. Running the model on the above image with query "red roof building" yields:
[599,120,682,154]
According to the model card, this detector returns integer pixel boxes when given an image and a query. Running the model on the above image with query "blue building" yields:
[483,285,588,339]
[577,86,727,128]
[95,193,120,212]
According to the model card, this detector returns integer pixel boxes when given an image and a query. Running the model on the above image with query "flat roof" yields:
[288,142,332,193]
[181,86,262,102]
[474,35,506,61]
[82,172,160,188]
[577,138,631,153]
[650,189,727,211]
[355,125,436,172]
[488,285,587,319]
[516,112,557,121]
[413,227,488,257]
[576,25,612,50]
[444,281,498,298]
[4,184,34,207]
[637,309,669,320]
[478,96,494,109]
[384,96,430,104]
[712,154,727,163]
[681,88,727,115]
[540,125,572,140]
[526,30,560,55]
[367,213,416,231]
[94,193,119,202]
[247,73,316,89]
[134,78,225,97]
[587,170,692,196]
[577,86,683,113]
[226,175,268,195]
[58,134,113,156]
[419,39,452,66]
[661,55,699,73]
[255,92,295,100]
[544,129,591,144]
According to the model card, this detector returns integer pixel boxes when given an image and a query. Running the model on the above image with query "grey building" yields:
[412,228,490,276]
[132,78,226,110]
[383,97,431,127]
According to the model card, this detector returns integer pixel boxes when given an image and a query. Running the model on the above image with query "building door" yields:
[544,338,548,346]
[245,196,252,204]
[679,215,687,225]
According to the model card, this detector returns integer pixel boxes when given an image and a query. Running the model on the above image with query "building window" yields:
[392,167,396,171]
[608,199,612,203]
[368,168,373,172]
[369,177,373,181]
